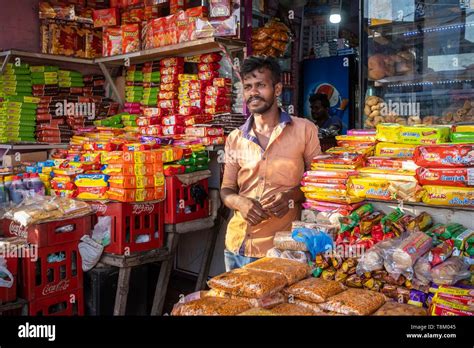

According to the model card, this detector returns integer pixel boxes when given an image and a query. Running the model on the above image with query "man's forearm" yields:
[220,188,245,211]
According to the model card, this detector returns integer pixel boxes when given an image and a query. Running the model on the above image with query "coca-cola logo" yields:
[91,203,108,215]
[132,204,154,215]
[9,222,27,238]
[41,279,70,296]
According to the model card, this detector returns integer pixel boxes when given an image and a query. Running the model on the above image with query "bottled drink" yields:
[4,175,13,204]
[0,177,6,210]
[29,173,45,196]
[9,176,26,205]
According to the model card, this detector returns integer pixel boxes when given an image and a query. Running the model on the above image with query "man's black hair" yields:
[309,93,330,109]
[240,56,281,85]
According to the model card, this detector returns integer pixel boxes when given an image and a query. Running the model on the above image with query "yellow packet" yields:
[305,193,364,204]
[335,135,377,142]
[357,167,417,182]
[376,123,402,143]
[399,125,451,145]
[154,174,165,187]
[375,142,417,158]
[422,186,474,207]
[454,125,474,133]
[348,177,392,200]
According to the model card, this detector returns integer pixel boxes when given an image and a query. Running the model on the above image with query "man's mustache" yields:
[246,96,265,104]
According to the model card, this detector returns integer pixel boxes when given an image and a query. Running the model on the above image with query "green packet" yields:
[4,68,31,75]
[3,86,32,93]
[143,87,160,93]
[2,81,33,87]
[452,229,474,251]
[31,78,59,85]
[7,109,38,116]
[31,72,58,79]
[6,63,29,69]
[59,83,85,88]
[120,114,138,121]
[122,121,135,127]
[7,101,38,109]
[451,132,474,143]
[58,70,83,78]
[184,164,209,173]
[0,74,31,82]
[30,66,59,73]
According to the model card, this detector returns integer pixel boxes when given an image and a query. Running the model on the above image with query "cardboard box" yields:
[3,151,48,167]
[93,8,120,28]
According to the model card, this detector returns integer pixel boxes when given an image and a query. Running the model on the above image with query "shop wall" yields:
[0,0,39,52]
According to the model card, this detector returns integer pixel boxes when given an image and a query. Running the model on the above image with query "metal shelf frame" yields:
[1,37,246,107]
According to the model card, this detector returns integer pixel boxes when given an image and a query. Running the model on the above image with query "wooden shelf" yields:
[95,37,246,67]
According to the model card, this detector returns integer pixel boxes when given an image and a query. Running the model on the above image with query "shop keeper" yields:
[221,56,321,270]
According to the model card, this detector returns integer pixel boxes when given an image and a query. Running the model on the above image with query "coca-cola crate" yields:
[20,242,82,301]
[29,288,84,316]
[3,215,93,248]
[164,176,210,224]
[0,256,18,304]
[89,201,164,255]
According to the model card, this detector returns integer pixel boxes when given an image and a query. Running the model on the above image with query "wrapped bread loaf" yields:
[373,301,427,316]
[171,297,252,316]
[284,278,346,303]
[319,289,386,315]
[384,232,433,278]
[244,257,311,285]
[208,268,287,299]
[271,303,318,316]
[205,289,285,309]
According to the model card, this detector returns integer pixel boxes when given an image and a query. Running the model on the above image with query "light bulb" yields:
[329,13,341,24]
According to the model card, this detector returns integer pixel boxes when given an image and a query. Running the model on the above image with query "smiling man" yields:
[220,56,321,271]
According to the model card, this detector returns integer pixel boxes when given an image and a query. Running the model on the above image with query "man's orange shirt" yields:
[221,111,321,257]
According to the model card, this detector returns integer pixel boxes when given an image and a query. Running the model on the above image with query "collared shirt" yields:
[320,114,343,130]
[221,110,321,258]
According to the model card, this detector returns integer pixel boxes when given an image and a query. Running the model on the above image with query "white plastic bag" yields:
[78,235,104,272]
[92,216,112,246]
[0,257,14,289]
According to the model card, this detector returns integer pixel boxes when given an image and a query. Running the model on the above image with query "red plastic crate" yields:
[29,288,84,316]
[89,201,165,255]
[0,256,18,304]
[164,176,210,224]
[20,242,83,301]
[3,215,93,248]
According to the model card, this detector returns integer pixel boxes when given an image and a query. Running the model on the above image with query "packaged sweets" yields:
[76,186,108,200]
[376,123,402,143]
[160,57,184,67]
[108,175,155,189]
[74,174,109,187]
[414,145,474,168]
[417,167,474,187]
[422,186,474,207]
[200,53,222,63]
[375,143,417,158]
[399,125,451,145]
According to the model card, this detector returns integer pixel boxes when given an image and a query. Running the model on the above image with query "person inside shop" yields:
[309,93,344,133]
[220,56,321,271]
